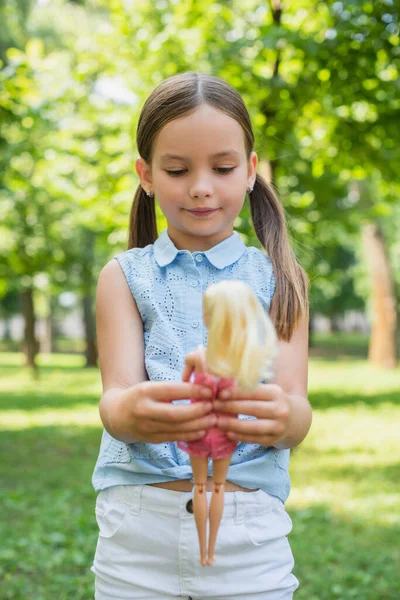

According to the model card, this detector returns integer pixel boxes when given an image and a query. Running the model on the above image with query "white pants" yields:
[91,485,299,599]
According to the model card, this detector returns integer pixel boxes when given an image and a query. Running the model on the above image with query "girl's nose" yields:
[189,178,213,200]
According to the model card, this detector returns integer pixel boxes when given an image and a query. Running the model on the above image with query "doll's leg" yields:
[207,454,232,566]
[190,455,209,566]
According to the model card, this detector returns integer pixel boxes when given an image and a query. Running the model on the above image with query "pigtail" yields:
[128,185,158,249]
[130,71,308,337]
[249,173,309,342]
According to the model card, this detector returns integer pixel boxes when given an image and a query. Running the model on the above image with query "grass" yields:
[0,334,399,599]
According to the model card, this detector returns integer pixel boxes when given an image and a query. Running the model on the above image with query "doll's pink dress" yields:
[178,371,237,459]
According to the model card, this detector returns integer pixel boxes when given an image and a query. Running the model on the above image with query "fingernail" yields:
[208,416,217,427]
[205,403,213,412]
[220,390,230,399]
[201,388,212,397]
[218,417,227,427]
[214,401,222,410]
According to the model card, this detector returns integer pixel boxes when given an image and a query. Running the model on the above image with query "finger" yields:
[143,398,215,424]
[213,400,277,418]
[142,430,208,444]
[217,416,278,436]
[141,381,213,402]
[225,432,278,446]
[217,383,280,401]
[146,413,217,433]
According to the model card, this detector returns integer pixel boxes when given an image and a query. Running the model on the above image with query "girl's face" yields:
[136,104,257,251]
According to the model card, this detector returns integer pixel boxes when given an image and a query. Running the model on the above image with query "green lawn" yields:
[1,339,399,599]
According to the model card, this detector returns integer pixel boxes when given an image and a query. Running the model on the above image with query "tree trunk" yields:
[42,295,57,353]
[20,288,39,376]
[331,315,341,333]
[362,223,397,369]
[81,229,98,367]
[83,293,97,367]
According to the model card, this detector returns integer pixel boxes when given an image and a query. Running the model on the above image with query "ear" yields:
[247,151,258,187]
[136,157,153,191]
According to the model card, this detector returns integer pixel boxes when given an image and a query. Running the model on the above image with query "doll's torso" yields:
[177,371,237,459]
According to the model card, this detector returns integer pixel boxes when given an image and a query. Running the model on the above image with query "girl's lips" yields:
[186,208,220,217]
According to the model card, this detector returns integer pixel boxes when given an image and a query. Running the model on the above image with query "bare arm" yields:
[96,260,216,444]
[271,312,311,449]
[96,259,148,443]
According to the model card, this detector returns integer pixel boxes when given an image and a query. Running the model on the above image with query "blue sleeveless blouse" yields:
[92,229,291,503]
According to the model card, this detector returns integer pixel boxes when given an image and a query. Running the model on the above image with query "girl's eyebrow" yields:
[159,149,240,161]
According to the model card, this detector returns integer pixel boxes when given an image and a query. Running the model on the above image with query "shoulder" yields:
[237,245,275,308]
[115,244,154,265]
[242,246,275,285]
[97,245,157,304]
[244,245,273,269]
[96,258,137,310]
[113,244,156,278]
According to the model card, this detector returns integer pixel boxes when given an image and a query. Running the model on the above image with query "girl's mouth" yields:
[186,208,220,218]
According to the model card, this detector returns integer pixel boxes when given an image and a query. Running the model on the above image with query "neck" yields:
[167,228,234,252]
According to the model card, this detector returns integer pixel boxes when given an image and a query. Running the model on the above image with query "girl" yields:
[91,71,311,600]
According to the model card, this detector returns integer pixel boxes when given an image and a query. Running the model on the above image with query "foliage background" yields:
[0,1,399,598]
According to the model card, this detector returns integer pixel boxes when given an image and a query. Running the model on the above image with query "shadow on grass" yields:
[1,424,399,599]
[0,390,100,411]
[292,450,400,491]
[321,462,400,489]
[0,425,101,600]
[0,425,399,599]
[308,350,369,362]
[289,503,400,600]
[1,385,398,414]
[309,333,370,360]
[309,389,400,410]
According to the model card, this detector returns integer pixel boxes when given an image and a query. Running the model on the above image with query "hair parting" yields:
[129,71,309,341]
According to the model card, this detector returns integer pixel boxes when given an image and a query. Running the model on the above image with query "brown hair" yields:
[128,72,308,341]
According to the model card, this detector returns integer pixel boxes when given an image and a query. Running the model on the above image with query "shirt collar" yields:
[154,229,246,270]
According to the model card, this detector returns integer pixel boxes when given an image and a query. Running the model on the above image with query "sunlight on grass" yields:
[0,352,102,395]
[1,348,400,599]
[309,359,400,393]
[288,403,400,526]
[0,405,101,430]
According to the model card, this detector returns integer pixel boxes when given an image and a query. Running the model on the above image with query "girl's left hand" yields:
[213,384,291,447]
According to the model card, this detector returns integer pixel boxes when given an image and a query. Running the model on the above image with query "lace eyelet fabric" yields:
[92,229,291,504]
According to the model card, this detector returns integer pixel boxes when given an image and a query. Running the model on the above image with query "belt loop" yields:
[234,491,245,525]
[130,485,144,516]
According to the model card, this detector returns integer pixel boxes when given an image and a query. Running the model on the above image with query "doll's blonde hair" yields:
[204,281,277,391]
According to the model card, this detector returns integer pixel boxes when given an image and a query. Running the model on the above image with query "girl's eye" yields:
[165,167,234,177]
[166,170,186,176]
[216,167,234,174]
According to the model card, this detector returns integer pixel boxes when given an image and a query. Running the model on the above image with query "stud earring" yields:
[247,184,254,193]
[145,189,154,198]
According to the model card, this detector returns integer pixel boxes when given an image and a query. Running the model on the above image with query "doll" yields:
[178,280,277,566]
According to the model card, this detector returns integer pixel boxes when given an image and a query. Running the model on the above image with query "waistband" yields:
[101,484,283,523]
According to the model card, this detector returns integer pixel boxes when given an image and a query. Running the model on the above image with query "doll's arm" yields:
[182,345,207,382]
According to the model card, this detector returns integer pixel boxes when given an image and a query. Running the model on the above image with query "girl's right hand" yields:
[114,380,216,444]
